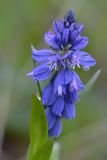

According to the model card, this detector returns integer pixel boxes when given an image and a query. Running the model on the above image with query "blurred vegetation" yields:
[0,0,107,159]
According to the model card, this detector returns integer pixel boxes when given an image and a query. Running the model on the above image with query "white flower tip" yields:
[31,45,37,52]
[31,44,34,49]
[77,64,80,68]
[26,72,33,77]
[37,95,41,100]
[58,85,63,96]
[73,66,75,69]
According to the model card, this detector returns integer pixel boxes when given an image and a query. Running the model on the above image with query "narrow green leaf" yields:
[33,140,53,160]
[27,95,54,160]
[50,143,60,160]
[30,95,48,155]
[26,144,33,160]
[27,139,54,160]
[79,69,101,98]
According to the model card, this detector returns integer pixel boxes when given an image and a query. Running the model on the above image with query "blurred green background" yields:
[0,0,107,159]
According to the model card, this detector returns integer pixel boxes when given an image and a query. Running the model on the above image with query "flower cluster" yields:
[27,10,96,137]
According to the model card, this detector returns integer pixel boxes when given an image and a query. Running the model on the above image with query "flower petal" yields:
[27,64,51,81]
[49,118,62,138]
[52,96,64,116]
[72,36,88,50]
[54,69,73,93]
[76,23,84,35]
[44,31,60,50]
[42,82,57,105]
[70,30,77,40]
[79,54,96,70]
[62,28,69,46]
[70,89,78,103]
[62,101,76,119]
[69,22,76,31]
[46,107,56,130]
[74,51,96,70]
[72,71,84,91]
[32,47,55,62]
[53,20,64,33]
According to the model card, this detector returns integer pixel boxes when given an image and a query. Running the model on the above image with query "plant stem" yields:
[33,60,42,99]
[37,81,42,99]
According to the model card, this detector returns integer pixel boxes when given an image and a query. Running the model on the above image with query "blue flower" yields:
[42,68,84,137]
[45,11,88,52]
[27,10,96,138]
[46,107,62,138]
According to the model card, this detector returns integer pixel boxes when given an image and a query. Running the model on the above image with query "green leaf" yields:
[27,140,53,160]
[79,69,101,98]
[33,140,53,160]
[50,143,60,160]
[26,144,32,160]
[27,95,54,160]
[30,95,48,155]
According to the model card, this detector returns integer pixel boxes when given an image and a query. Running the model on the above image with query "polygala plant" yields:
[26,10,100,160]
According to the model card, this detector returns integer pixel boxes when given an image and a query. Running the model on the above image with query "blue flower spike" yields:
[27,10,96,138]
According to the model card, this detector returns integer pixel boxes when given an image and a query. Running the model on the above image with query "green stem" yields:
[33,60,42,99]
[37,81,42,99]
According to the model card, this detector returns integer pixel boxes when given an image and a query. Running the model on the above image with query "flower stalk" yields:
[37,81,42,99]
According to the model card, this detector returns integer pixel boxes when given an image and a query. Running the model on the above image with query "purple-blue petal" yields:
[46,107,56,130]
[53,20,64,33]
[54,69,73,93]
[64,69,74,84]
[70,30,77,40]
[79,55,96,69]
[72,71,84,91]
[32,47,55,62]
[52,96,64,116]
[42,82,57,105]
[72,36,88,50]
[27,65,51,81]
[62,28,69,46]
[62,101,76,119]
[69,22,76,31]
[70,89,78,103]
[48,118,62,138]
[73,51,96,69]
[76,23,84,35]
[44,31,60,50]
[56,32,61,44]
